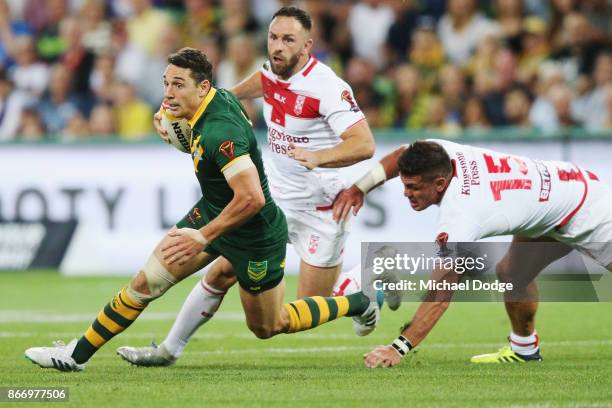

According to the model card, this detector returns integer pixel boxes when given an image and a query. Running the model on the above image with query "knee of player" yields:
[127,255,178,305]
[496,261,513,283]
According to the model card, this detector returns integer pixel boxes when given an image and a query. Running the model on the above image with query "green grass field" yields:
[0,272,611,407]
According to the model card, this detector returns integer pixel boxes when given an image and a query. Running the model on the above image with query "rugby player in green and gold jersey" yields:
[24,48,379,372]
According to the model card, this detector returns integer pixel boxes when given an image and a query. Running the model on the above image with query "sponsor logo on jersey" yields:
[219,141,235,160]
[274,92,286,104]
[470,160,480,186]
[308,234,320,254]
[247,260,268,282]
[534,160,551,202]
[456,152,471,195]
[187,208,202,225]
[294,95,305,115]
[341,90,360,112]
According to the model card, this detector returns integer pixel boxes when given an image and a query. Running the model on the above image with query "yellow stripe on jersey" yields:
[188,87,217,128]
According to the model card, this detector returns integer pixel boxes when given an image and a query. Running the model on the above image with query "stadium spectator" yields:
[529,62,566,132]
[126,0,173,56]
[8,35,49,101]
[135,23,182,107]
[111,80,152,140]
[110,19,147,88]
[517,17,551,85]
[437,0,500,66]
[548,83,579,129]
[504,86,533,127]
[348,0,394,67]
[58,17,96,114]
[0,0,32,69]
[28,0,69,62]
[492,0,525,54]
[383,0,419,67]
[438,64,467,126]
[581,0,611,40]
[216,33,264,126]
[479,47,520,126]
[79,0,112,55]
[574,52,612,131]
[391,64,429,129]
[89,103,115,136]
[424,94,461,135]
[89,53,115,105]
[461,95,490,130]
[219,0,259,41]
[61,112,90,140]
[408,22,445,89]
[179,0,221,48]
[36,63,80,136]
[17,107,45,140]
[0,68,27,140]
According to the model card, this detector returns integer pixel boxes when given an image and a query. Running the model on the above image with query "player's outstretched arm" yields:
[363,268,459,368]
[229,71,263,100]
[163,160,265,265]
[288,120,375,169]
[332,144,408,222]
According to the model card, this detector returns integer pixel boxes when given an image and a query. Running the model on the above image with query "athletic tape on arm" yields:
[222,155,255,180]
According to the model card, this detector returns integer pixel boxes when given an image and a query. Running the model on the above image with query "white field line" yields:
[3,328,612,350]
[0,310,245,323]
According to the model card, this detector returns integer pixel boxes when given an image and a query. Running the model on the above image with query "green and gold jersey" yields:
[186,88,285,247]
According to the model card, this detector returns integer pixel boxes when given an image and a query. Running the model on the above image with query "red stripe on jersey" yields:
[302,58,318,76]
[344,117,366,131]
[261,75,321,126]
[555,168,588,230]
[586,170,599,181]
[451,159,458,178]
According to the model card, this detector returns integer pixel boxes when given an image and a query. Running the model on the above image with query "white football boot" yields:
[24,339,85,372]
[116,342,177,367]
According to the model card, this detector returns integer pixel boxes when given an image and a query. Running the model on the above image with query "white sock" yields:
[332,265,361,296]
[162,279,225,358]
[509,331,539,355]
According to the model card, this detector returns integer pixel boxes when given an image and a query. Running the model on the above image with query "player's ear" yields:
[304,37,313,55]
[434,176,448,192]
[199,80,211,98]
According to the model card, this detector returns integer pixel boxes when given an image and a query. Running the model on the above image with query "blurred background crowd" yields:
[0,0,610,142]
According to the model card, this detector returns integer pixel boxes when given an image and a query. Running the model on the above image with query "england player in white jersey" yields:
[118,6,377,366]
[333,140,612,367]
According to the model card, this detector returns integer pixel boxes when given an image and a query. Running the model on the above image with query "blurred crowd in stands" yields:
[0,0,610,142]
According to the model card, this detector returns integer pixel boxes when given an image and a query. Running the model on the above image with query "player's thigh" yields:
[498,235,572,285]
[297,261,342,298]
[239,279,287,338]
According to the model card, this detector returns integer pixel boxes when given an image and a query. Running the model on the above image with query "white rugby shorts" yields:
[548,176,612,268]
[283,207,351,267]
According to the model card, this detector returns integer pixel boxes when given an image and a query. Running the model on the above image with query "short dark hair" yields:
[167,47,213,84]
[398,141,453,181]
[272,6,312,31]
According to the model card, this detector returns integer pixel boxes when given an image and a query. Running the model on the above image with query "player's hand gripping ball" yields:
[159,107,192,153]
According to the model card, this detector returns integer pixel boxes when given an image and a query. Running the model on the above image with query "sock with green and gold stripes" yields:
[71,287,146,364]
[284,291,369,333]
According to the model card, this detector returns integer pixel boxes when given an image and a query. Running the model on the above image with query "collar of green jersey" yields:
[188,87,217,128]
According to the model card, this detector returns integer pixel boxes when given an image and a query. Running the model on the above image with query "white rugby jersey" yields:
[432,139,600,241]
[260,57,366,210]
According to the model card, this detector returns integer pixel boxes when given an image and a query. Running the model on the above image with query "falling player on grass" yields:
[333,140,612,367]
[23,47,380,372]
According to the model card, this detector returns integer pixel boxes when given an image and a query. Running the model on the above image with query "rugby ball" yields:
[159,108,192,153]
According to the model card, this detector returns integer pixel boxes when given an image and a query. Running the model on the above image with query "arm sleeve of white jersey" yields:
[318,79,366,136]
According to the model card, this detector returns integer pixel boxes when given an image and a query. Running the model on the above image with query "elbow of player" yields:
[241,192,265,215]
[360,139,375,160]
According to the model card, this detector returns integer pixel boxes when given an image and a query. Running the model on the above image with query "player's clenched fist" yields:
[364,345,402,368]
